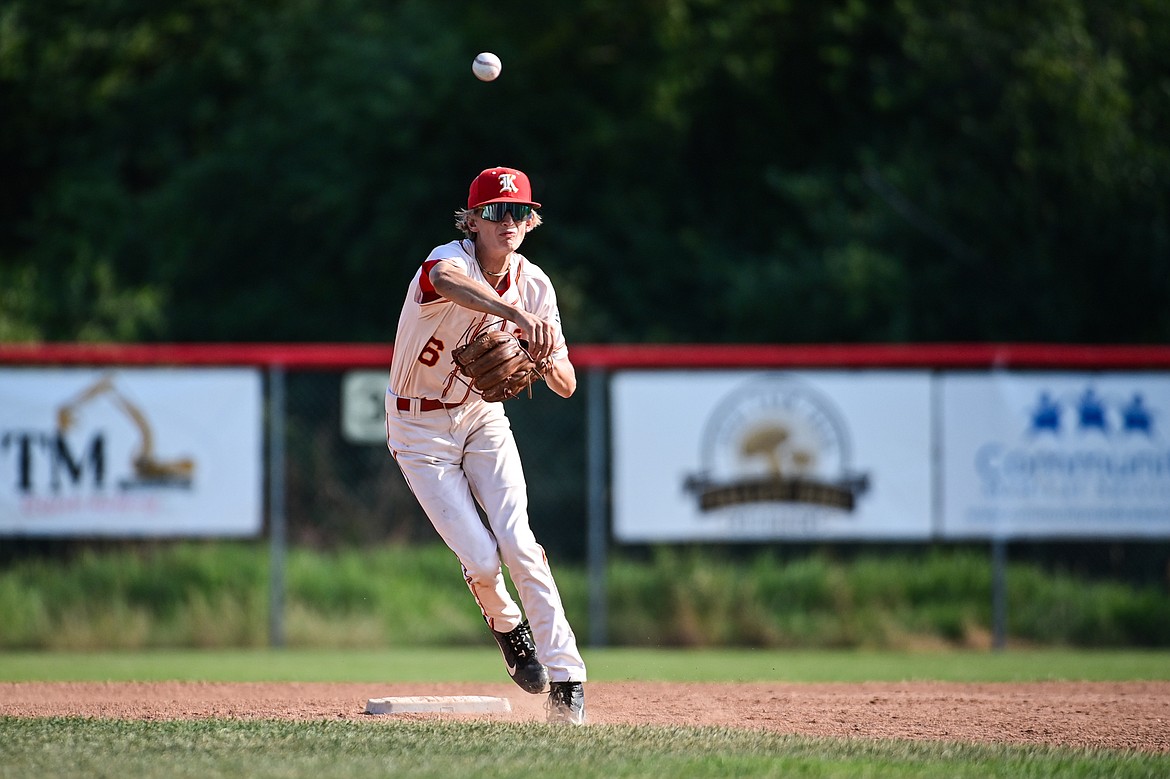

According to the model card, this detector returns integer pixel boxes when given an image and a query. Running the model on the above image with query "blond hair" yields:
[454,207,543,238]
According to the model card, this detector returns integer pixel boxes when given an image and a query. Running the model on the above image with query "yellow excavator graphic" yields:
[57,374,195,488]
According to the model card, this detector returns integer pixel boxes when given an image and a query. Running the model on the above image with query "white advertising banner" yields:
[941,373,1170,539]
[611,371,933,542]
[0,368,263,536]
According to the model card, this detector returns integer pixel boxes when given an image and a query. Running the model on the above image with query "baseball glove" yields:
[452,330,545,402]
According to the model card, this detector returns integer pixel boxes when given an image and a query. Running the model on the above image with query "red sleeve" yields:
[416,259,445,304]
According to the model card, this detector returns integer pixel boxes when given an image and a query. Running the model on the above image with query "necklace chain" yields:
[468,241,510,277]
[477,260,509,277]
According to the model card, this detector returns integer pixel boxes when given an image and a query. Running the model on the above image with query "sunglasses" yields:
[478,202,534,222]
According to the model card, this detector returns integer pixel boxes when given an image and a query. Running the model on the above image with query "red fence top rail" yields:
[2,342,1170,370]
[0,342,393,369]
[569,343,1170,369]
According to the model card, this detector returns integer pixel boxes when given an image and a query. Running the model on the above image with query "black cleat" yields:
[545,681,586,725]
[490,619,549,694]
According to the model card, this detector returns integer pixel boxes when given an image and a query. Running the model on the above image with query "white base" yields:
[365,695,512,715]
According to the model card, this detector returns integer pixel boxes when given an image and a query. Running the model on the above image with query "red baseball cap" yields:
[467,166,542,209]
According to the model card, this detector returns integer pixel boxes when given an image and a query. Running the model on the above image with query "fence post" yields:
[268,365,287,648]
[586,368,608,646]
[991,536,1007,651]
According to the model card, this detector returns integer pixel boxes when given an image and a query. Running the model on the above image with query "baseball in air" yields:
[472,52,502,81]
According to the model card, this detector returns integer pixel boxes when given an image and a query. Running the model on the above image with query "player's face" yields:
[471,208,531,256]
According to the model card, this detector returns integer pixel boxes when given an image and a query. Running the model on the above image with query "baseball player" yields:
[384,166,586,725]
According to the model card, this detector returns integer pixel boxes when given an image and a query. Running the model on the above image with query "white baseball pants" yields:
[385,393,587,683]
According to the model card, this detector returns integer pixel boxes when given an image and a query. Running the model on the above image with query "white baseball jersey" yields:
[389,238,568,402]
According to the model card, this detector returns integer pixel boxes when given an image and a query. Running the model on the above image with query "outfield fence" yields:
[2,342,1169,648]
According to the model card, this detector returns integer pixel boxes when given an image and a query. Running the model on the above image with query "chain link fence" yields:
[280,369,592,560]
[4,343,1167,595]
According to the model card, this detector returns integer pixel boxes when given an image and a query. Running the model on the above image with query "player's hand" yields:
[514,310,554,361]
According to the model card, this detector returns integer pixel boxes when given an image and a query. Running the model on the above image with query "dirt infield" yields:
[2,681,1167,753]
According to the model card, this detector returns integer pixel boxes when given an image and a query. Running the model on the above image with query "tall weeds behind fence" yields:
[1,543,1167,650]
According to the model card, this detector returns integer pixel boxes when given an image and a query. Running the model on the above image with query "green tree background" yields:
[3,0,1168,345]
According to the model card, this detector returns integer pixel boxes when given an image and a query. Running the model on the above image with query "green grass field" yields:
[3,647,1170,683]
[4,717,1161,779]
[3,649,1168,778]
